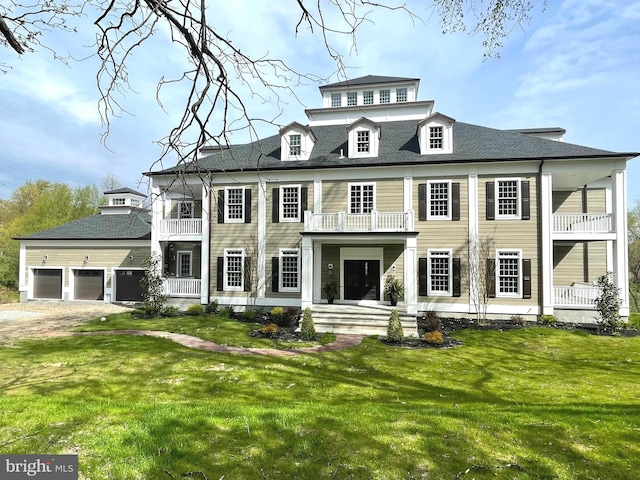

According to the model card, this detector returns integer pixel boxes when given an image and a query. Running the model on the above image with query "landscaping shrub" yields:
[186,304,204,315]
[540,314,556,325]
[510,314,525,326]
[424,331,444,344]
[418,310,441,335]
[242,308,263,322]
[386,308,403,343]
[260,323,279,336]
[270,306,285,325]
[130,307,154,319]
[161,306,182,317]
[300,307,316,340]
[205,299,219,315]
[594,272,623,333]
[219,306,234,318]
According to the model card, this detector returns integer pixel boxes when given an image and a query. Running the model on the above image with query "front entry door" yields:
[344,260,380,300]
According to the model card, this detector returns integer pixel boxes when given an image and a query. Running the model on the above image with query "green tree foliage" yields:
[300,307,316,341]
[386,308,404,343]
[628,202,640,311]
[0,180,99,287]
[594,272,622,333]
[140,254,167,315]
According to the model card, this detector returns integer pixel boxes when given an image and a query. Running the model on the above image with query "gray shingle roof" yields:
[104,187,146,197]
[16,212,152,240]
[320,75,419,89]
[149,120,636,176]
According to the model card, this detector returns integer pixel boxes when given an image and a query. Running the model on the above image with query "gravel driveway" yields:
[0,301,132,345]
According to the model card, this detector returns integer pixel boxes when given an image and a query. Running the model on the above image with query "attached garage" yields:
[73,269,105,300]
[33,269,63,299]
[115,269,144,302]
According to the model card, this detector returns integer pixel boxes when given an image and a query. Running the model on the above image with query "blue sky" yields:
[0,0,638,205]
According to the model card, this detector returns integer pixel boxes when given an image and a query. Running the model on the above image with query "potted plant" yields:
[384,276,404,306]
[321,281,339,304]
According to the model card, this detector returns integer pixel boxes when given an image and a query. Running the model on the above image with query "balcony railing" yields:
[304,211,414,232]
[159,219,202,237]
[553,213,613,234]
[554,284,601,308]
[164,277,201,297]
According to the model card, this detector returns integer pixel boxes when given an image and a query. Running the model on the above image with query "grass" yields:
[1,314,639,479]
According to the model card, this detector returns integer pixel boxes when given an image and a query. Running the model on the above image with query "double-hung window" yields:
[347,91,357,106]
[379,89,390,103]
[496,250,521,297]
[331,93,341,107]
[497,179,520,218]
[427,181,451,220]
[429,126,443,149]
[428,250,452,295]
[356,130,370,153]
[289,134,301,156]
[396,88,407,102]
[363,90,374,105]
[280,185,301,222]
[225,187,245,222]
[349,183,375,214]
[279,249,300,292]
[224,248,245,291]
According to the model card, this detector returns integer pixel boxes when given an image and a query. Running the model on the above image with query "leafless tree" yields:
[628,203,640,311]
[1,1,543,176]
[466,229,496,324]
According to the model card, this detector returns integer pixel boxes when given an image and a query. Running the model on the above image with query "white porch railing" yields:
[305,211,414,232]
[553,213,613,234]
[554,284,601,307]
[164,278,201,297]
[159,219,203,236]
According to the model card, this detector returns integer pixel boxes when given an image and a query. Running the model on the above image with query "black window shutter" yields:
[452,257,461,297]
[244,257,251,292]
[244,188,252,223]
[271,257,279,292]
[487,258,496,298]
[486,182,495,220]
[521,180,530,220]
[216,257,224,291]
[522,258,532,299]
[452,183,460,221]
[418,258,427,296]
[217,190,225,223]
[272,188,279,223]
[418,184,427,221]
[300,186,308,223]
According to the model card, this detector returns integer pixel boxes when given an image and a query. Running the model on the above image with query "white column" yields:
[467,174,479,313]
[403,176,413,213]
[540,171,554,315]
[314,178,323,213]
[605,185,614,272]
[18,241,27,301]
[404,236,418,315]
[612,168,629,316]
[257,179,267,298]
[313,241,322,302]
[200,181,211,305]
[150,183,163,260]
[301,236,314,310]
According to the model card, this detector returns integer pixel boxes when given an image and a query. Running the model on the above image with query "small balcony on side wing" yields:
[159,218,203,240]
[552,213,615,240]
[304,210,415,233]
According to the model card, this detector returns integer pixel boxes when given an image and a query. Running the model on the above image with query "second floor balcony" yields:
[552,213,614,239]
[304,210,414,232]
[159,219,203,239]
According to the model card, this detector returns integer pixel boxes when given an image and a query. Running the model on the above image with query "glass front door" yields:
[344,260,380,300]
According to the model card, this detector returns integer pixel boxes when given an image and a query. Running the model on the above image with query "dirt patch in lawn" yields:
[0,301,131,345]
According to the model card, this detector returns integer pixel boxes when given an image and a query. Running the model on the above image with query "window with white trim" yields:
[357,130,370,153]
[280,248,300,292]
[225,187,245,222]
[347,91,357,106]
[131,199,140,207]
[497,179,520,218]
[428,250,451,295]
[349,183,375,214]
[177,251,192,277]
[289,134,301,156]
[224,248,244,291]
[427,181,451,220]
[280,185,301,222]
[178,201,194,219]
[379,89,390,103]
[429,126,443,149]
[497,250,521,297]
[113,198,125,206]
[396,88,407,102]
[331,93,341,107]
[363,90,374,105]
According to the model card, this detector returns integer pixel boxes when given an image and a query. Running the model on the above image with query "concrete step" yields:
[307,303,418,337]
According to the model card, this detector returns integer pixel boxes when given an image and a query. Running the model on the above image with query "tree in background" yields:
[0,180,100,287]
[628,202,640,311]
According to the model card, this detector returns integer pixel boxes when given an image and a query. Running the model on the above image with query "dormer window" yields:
[380,89,390,104]
[347,92,357,106]
[357,131,370,153]
[112,198,125,206]
[363,91,374,105]
[418,112,455,155]
[396,88,407,102]
[347,117,380,158]
[331,93,341,107]
[280,122,316,161]
[289,134,301,156]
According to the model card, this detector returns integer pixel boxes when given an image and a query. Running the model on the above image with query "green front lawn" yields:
[1,315,639,479]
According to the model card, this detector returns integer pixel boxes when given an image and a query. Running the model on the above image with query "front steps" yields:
[309,303,418,337]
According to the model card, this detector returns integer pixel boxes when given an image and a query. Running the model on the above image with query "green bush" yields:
[161,306,183,317]
[418,310,441,335]
[510,314,525,326]
[219,306,234,318]
[242,308,263,321]
[386,308,403,343]
[205,299,219,314]
[186,304,204,315]
[424,331,444,344]
[595,272,623,333]
[540,314,556,325]
[300,307,316,340]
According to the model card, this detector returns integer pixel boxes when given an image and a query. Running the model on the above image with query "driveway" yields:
[0,301,131,345]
